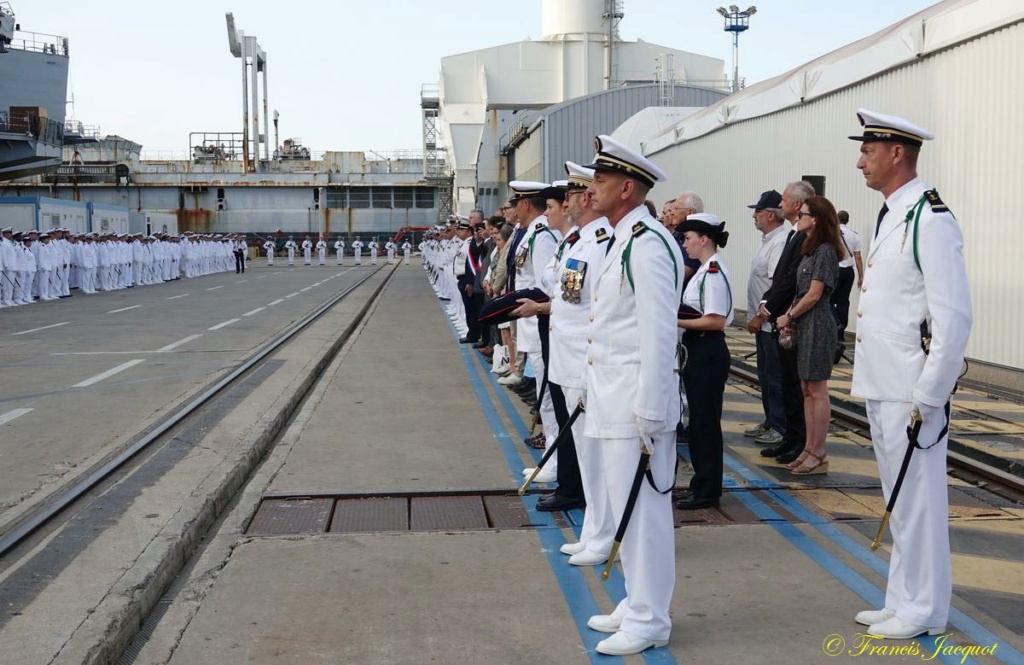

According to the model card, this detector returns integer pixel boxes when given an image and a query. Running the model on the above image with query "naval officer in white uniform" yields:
[848,109,972,640]
[582,135,682,656]
[334,237,345,265]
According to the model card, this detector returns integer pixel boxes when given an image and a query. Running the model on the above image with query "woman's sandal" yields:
[785,451,810,470]
[791,452,829,475]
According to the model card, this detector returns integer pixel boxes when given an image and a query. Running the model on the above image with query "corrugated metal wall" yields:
[541,85,727,183]
[646,21,1024,369]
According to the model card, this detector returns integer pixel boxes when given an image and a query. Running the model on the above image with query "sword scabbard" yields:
[871,512,891,551]
[602,542,621,580]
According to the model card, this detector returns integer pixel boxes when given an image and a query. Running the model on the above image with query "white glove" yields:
[911,400,948,449]
[636,417,665,439]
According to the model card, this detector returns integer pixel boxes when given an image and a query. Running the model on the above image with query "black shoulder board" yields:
[595,228,610,243]
[924,189,950,214]
[631,221,648,238]
[707,260,720,274]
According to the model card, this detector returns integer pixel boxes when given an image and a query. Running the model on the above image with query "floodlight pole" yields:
[717,6,756,93]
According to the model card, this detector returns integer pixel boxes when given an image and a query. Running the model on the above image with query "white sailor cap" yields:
[849,108,933,147]
[39,232,50,239]
[508,181,549,202]
[584,134,666,188]
[564,161,595,190]
[1,227,12,233]
[679,213,729,247]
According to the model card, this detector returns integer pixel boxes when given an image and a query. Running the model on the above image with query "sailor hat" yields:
[456,218,472,230]
[1,226,12,233]
[39,232,49,239]
[564,161,595,190]
[849,108,933,147]
[584,134,666,188]
[678,213,730,247]
[508,181,549,202]
[539,180,568,202]
[477,287,551,326]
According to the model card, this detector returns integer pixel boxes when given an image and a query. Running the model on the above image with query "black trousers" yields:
[549,382,583,500]
[457,276,478,341]
[775,333,807,448]
[234,251,245,273]
[830,266,855,333]
[682,330,730,501]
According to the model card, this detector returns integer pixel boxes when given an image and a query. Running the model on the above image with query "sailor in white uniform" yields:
[848,110,972,640]
[351,238,364,264]
[581,135,682,656]
[284,237,297,266]
[369,239,379,265]
[0,227,17,306]
[301,237,313,265]
[385,239,396,264]
[334,237,345,265]
[262,239,275,266]
[316,237,327,265]
[401,240,412,265]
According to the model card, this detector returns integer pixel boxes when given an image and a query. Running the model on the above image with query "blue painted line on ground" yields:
[437,304,619,663]
[474,356,672,664]
[677,444,986,664]
[721,450,1020,664]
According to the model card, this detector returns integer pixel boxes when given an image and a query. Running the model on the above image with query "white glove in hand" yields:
[636,417,665,439]
[911,400,947,449]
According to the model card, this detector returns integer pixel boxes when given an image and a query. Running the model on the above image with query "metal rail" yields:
[729,362,1024,496]
[0,267,386,557]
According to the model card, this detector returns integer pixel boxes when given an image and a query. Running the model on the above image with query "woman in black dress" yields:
[775,196,844,475]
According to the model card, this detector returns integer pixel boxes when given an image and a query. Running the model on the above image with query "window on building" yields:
[349,188,370,209]
[415,188,435,208]
[393,187,414,209]
[325,188,346,208]
[372,187,393,208]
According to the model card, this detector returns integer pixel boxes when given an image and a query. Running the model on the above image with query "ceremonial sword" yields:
[519,397,585,495]
[602,439,652,581]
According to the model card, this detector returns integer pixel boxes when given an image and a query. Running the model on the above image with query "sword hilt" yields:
[601,542,621,580]
[518,467,541,495]
[871,512,891,551]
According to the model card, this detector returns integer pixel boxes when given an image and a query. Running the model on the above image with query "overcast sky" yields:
[22,0,939,155]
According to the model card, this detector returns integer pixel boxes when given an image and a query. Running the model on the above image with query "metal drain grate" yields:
[247,491,535,536]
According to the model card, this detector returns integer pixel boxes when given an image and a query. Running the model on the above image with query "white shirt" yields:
[683,252,734,325]
[838,224,861,268]
[747,223,790,332]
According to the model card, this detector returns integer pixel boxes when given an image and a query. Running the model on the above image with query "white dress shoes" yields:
[855,608,895,626]
[560,541,586,555]
[569,549,609,566]
[596,631,668,656]
[522,467,557,483]
[586,614,622,634]
[867,616,945,639]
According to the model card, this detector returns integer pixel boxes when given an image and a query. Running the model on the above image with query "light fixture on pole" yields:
[716,5,756,93]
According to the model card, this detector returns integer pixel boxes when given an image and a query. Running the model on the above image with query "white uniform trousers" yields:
[599,431,676,642]
[565,387,614,555]
[35,269,52,300]
[354,249,362,264]
[866,399,951,627]
[60,264,70,295]
[1,269,15,305]
[370,248,378,265]
[336,251,343,265]
[303,248,311,265]
[403,249,411,265]
[318,248,326,265]
[525,339,558,473]
[16,271,33,303]
[387,248,395,264]
[287,249,295,265]
[266,251,274,266]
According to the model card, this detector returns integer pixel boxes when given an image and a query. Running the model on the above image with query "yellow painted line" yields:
[953,554,1024,595]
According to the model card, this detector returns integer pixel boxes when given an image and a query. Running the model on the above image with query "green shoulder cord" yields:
[621,224,678,291]
[698,263,733,317]
[527,225,558,257]
[903,197,927,272]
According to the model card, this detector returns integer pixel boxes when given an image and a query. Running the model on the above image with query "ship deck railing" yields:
[9,30,68,56]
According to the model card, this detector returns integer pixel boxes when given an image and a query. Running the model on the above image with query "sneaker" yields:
[497,372,523,386]
[754,428,783,445]
[743,423,769,438]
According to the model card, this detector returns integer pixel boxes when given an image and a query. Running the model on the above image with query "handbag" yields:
[778,324,796,350]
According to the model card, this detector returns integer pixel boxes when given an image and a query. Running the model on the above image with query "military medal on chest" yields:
[561,258,587,303]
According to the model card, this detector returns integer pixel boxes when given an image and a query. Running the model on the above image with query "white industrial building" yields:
[434,0,728,214]
[632,0,1023,369]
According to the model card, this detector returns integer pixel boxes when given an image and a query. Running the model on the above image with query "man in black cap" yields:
[744,190,788,446]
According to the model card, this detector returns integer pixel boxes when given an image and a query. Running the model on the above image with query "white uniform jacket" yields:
[548,218,612,390]
[514,215,558,355]
[584,206,684,438]
[851,178,972,406]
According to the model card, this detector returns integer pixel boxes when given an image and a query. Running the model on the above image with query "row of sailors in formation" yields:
[260,236,413,266]
[0,227,247,308]
[420,110,973,653]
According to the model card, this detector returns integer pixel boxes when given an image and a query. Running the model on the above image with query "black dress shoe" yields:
[459,337,477,344]
[776,445,806,464]
[674,496,719,510]
[537,494,586,512]
[760,439,798,457]
[472,341,488,349]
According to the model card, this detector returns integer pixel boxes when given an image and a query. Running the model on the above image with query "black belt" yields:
[683,330,725,340]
